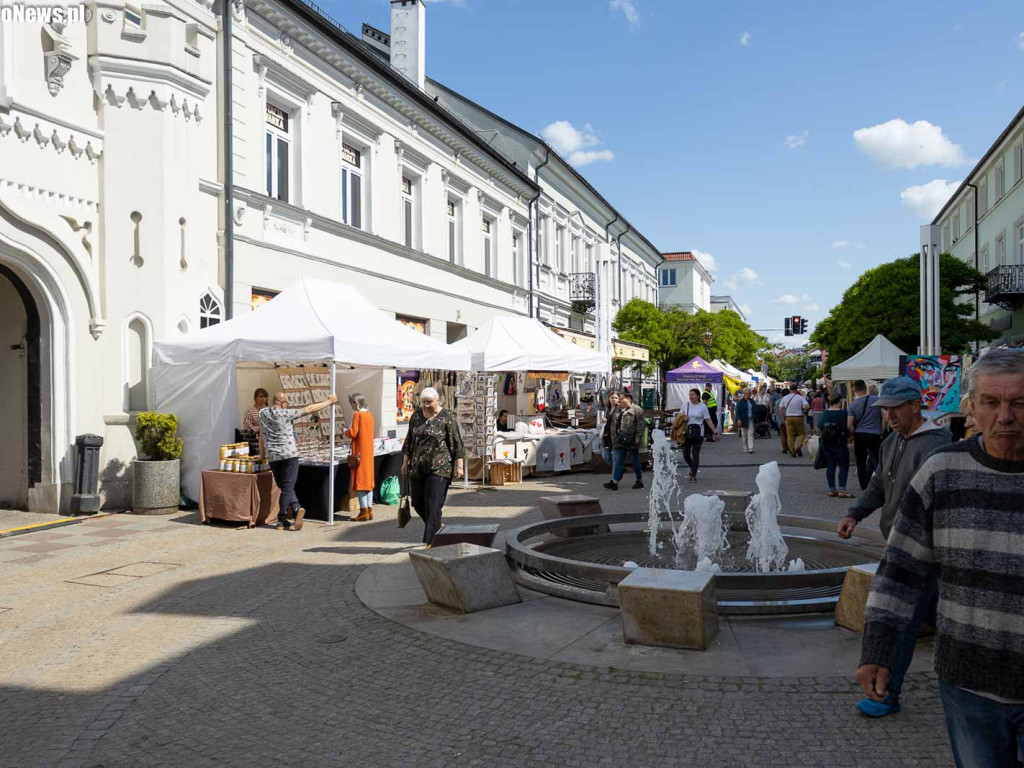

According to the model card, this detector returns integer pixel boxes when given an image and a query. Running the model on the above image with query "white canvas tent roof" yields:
[154,275,471,370]
[451,316,610,373]
[153,277,470,505]
[830,334,906,381]
[712,359,749,381]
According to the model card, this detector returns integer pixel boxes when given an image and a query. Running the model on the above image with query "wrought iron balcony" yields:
[985,265,1024,310]
[568,272,596,314]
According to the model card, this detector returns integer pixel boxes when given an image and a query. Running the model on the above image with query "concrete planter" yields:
[132,459,180,515]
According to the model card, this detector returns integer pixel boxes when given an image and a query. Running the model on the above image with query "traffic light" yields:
[800,317,808,335]
[792,315,802,335]
[784,316,793,336]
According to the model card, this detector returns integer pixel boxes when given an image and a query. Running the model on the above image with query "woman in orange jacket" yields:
[345,393,375,521]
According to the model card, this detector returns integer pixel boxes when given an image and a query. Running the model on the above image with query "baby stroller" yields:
[753,404,772,439]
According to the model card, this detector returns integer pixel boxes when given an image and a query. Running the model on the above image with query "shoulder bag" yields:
[685,404,702,440]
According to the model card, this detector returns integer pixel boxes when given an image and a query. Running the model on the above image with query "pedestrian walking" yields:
[819,393,853,497]
[811,390,827,435]
[402,387,466,546]
[838,375,950,717]
[735,388,756,454]
[779,384,810,457]
[604,391,645,491]
[681,388,717,483]
[258,390,339,531]
[600,391,621,466]
[847,380,883,491]
[344,393,375,522]
[858,350,1024,763]
[703,384,719,441]
[775,388,789,451]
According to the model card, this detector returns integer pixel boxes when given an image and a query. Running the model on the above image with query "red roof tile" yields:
[662,251,696,262]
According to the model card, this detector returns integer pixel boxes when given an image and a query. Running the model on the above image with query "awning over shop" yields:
[451,317,610,373]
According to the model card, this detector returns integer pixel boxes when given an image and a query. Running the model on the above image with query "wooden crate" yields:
[487,460,523,486]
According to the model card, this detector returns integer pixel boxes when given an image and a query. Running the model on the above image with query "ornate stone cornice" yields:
[0,108,103,162]
[88,55,211,121]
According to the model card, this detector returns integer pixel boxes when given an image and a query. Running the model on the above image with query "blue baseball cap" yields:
[871,376,923,408]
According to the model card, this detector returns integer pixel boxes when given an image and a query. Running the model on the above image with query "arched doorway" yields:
[0,265,41,509]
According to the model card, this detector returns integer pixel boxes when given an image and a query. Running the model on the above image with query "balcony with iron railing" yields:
[568,272,596,314]
[985,265,1024,310]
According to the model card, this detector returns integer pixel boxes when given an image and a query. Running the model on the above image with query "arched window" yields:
[126,318,148,411]
[199,292,222,329]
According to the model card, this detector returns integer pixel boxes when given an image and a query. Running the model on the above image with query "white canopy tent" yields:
[450,316,611,373]
[830,334,906,382]
[154,276,471,521]
[713,359,750,382]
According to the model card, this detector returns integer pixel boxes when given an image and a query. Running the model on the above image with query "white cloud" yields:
[853,119,967,169]
[1017,31,1024,51]
[837,259,852,269]
[739,302,753,317]
[775,293,811,306]
[692,250,717,274]
[724,276,738,291]
[723,266,758,291]
[609,0,640,29]
[804,302,821,312]
[739,267,758,283]
[900,179,962,219]
[541,121,615,167]
[831,240,850,249]
[740,31,752,46]
[785,130,809,150]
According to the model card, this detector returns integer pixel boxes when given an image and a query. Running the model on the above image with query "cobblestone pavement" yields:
[0,434,952,767]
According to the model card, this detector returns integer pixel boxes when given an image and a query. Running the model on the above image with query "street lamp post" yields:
[702,329,713,361]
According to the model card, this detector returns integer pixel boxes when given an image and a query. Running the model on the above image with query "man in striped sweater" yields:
[858,349,1024,767]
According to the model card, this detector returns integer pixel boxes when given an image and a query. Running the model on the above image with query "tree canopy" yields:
[613,300,769,378]
[810,253,997,366]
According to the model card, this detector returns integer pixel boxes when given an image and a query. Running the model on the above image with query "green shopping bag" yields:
[380,476,401,506]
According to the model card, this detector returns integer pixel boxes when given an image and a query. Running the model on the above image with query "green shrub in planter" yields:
[134,412,184,461]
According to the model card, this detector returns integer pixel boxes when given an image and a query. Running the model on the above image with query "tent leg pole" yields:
[328,361,337,526]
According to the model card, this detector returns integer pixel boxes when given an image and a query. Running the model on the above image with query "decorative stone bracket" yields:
[0,112,102,163]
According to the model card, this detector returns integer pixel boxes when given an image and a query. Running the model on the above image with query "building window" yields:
[660,268,676,287]
[995,159,1005,203]
[978,175,989,216]
[1015,139,1024,185]
[265,103,290,203]
[401,176,415,249]
[512,232,522,286]
[199,292,222,329]
[126,318,148,412]
[585,243,594,274]
[251,288,278,311]
[538,217,548,265]
[571,235,580,273]
[341,143,363,229]
[981,243,990,274]
[941,222,950,251]
[1016,219,1024,265]
[447,198,462,265]
[951,209,960,241]
[966,193,974,226]
[996,232,1007,266]
[555,225,565,273]
[482,218,494,278]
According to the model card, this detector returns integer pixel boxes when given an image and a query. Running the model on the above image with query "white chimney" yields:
[390,0,426,90]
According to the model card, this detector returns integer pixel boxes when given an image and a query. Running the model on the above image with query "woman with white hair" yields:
[401,387,465,546]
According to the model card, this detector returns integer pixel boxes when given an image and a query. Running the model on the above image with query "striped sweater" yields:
[861,437,1024,700]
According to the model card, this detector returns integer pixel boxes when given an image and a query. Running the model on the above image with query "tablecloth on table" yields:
[199,470,280,525]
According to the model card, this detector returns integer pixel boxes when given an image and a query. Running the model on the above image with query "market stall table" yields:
[199,470,281,527]
[296,451,404,520]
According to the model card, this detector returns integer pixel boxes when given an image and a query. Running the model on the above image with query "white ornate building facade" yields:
[0,0,661,511]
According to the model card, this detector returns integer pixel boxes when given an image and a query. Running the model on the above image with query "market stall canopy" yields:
[830,334,906,381]
[712,359,749,381]
[451,316,610,373]
[666,356,723,383]
[153,276,471,370]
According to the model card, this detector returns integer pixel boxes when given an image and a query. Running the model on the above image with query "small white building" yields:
[658,251,713,313]
[932,103,1024,348]
[0,0,660,511]
[710,295,746,322]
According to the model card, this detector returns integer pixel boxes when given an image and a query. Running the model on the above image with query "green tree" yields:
[810,253,997,367]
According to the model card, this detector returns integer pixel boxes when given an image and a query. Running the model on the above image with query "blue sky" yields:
[340,0,1024,344]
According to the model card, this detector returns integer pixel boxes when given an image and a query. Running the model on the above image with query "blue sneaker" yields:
[856,696,901,717]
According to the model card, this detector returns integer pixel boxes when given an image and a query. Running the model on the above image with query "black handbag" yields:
[397,495,412,528]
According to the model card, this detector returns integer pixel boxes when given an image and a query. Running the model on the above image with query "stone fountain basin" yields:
[505,512,887,615]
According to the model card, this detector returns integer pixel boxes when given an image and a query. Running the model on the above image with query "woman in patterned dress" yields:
[401,387,465,546]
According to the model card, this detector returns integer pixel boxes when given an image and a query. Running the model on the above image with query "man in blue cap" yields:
[836,375,950,717]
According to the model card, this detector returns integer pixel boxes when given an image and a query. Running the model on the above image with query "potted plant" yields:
[132,412,184,515]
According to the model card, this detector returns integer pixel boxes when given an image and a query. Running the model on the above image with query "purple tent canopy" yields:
[665,356,724,383]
